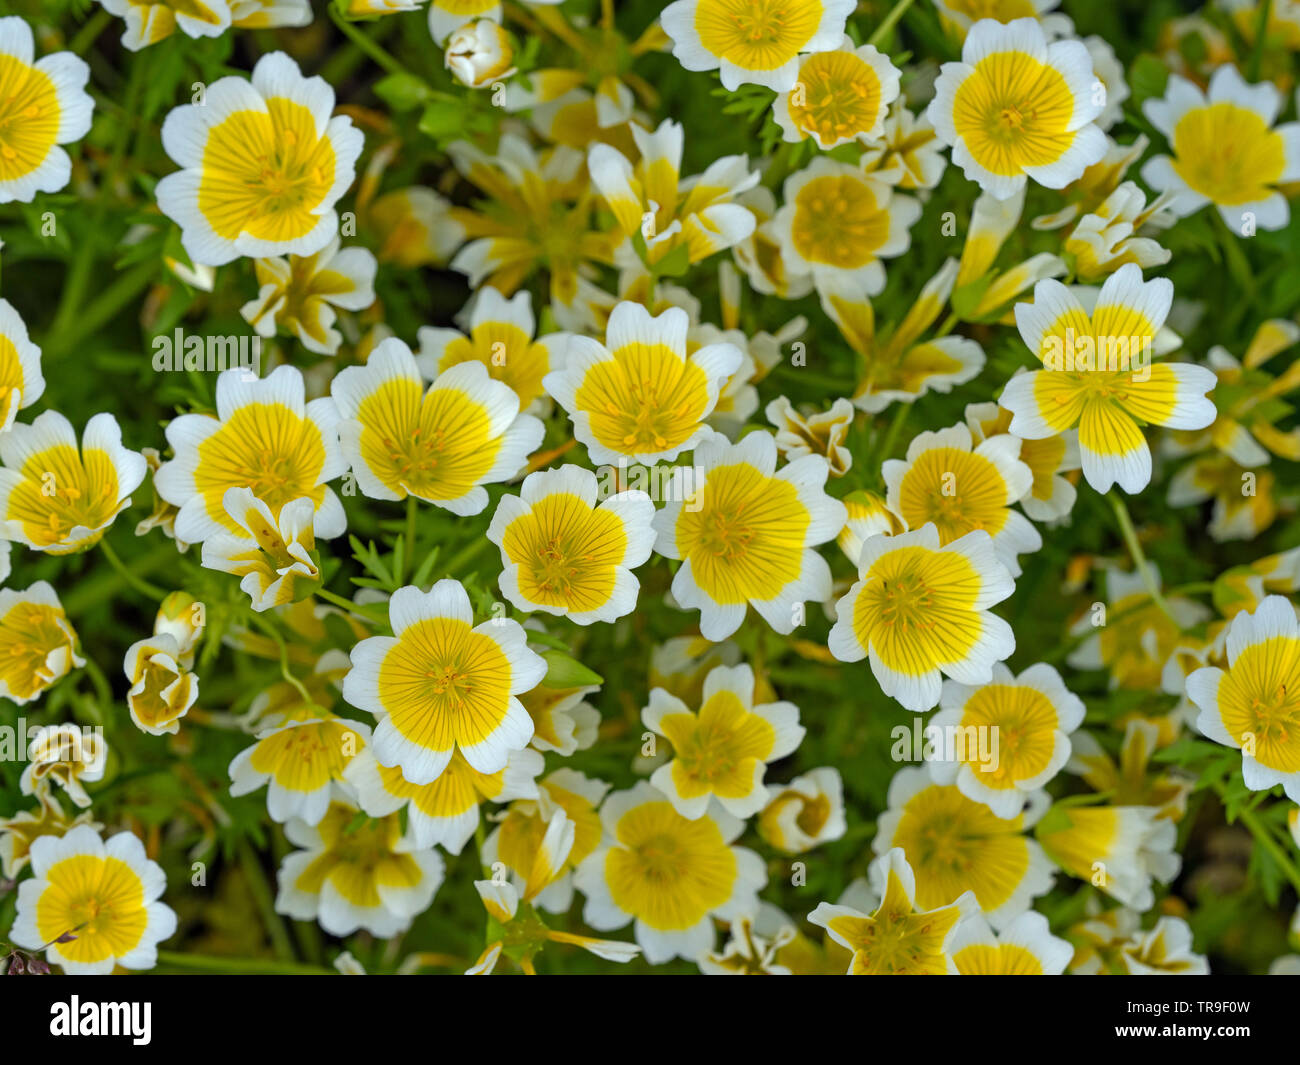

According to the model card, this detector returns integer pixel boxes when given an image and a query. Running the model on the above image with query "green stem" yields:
[251,614,318,711]
[64,543,177,615]
[44,260,157,362]
[1248,0,1272,81]
[402,495,418,586]
[1237,806,1300,896]
[155,950,331,975]
[99,540,168,601]
[239,841,297,962]
[440,537,493,579]
[1107,493,1179,628]
[317,587,363,614]
[69,10,113,55]
[868,0,919,47]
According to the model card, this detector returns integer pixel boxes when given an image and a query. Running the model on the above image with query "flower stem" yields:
[1107,493,1179,628]
[99,539,167,601]
[868,0,919,47]
[317,587,363,614]
[239,841,298,962]
[1237,805,1300,895]
[402,495,418,585]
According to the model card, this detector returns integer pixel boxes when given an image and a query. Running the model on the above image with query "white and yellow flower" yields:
[928,17,1107,200]
[544,301,741,466]
[1035,801,1180,909]
[20,724,104,810]
[520,678,601,756]
[0,17,93,205]
[809,847,973,974]
[487,465,655,625]
[0,582,83,706]
[1141,63,1300,233]
[757,767,846,854]
[643,663,805,820]
[829,524,1016,712]
[948,910,1073,975]
[0,411,146,555]
[1120,915,1209,975]
[588,119,759,273]
[482,768,609,913]
[699,914,796,974]
[1187,595,1300,803]
[100,0,311,49]
[240,238,377,356]
[417,286,565,412]
[574,780,766,963]
[859,102,948,190]
[156,364,347,544]
[1002,264,1217,493]
[200,488,320,611]
[11,826,176,975]
[0,803,99,880]
[445,19,516,88]
[874,767,1054,928]
[883,422,1041,577]
[333,337,542,515]
[345,745,543,854]
[660,0,855,91]
[765,396,854,477]
[772,39,901,149]
[653,430,847,641]
[929,662,1085,818]
[156,51,363,266]
[773,158,920,298]
[275,797,445,937]
[1064,181,1175,282]
[123,634,200,736]
[229,717,370,824]
[342,579,546,785]
[0,298,42,432]
[823,261,985,413]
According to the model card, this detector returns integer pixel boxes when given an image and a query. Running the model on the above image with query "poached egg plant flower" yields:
[829,524,1016,713]
[543,301,742,467]
[0,17,94,205]
[1187,595,1300,802]
[486,465,656,625]
[1141,63,1300,234]
[332,337,543,515]
[1000,263,1217,494]
[342,579,547,785]
[928,18,1108,201]
[156,51,363,266]
[660,0,856,92]
[11,826,176,975]
[574,780,767,963]
[652,430,847,641]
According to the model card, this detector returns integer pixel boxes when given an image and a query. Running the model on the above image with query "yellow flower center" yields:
[676,462,809,604]
[35,855,148,964]
[199,98,337,243]
[897,447,1014,544]
[792,173,890,268]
